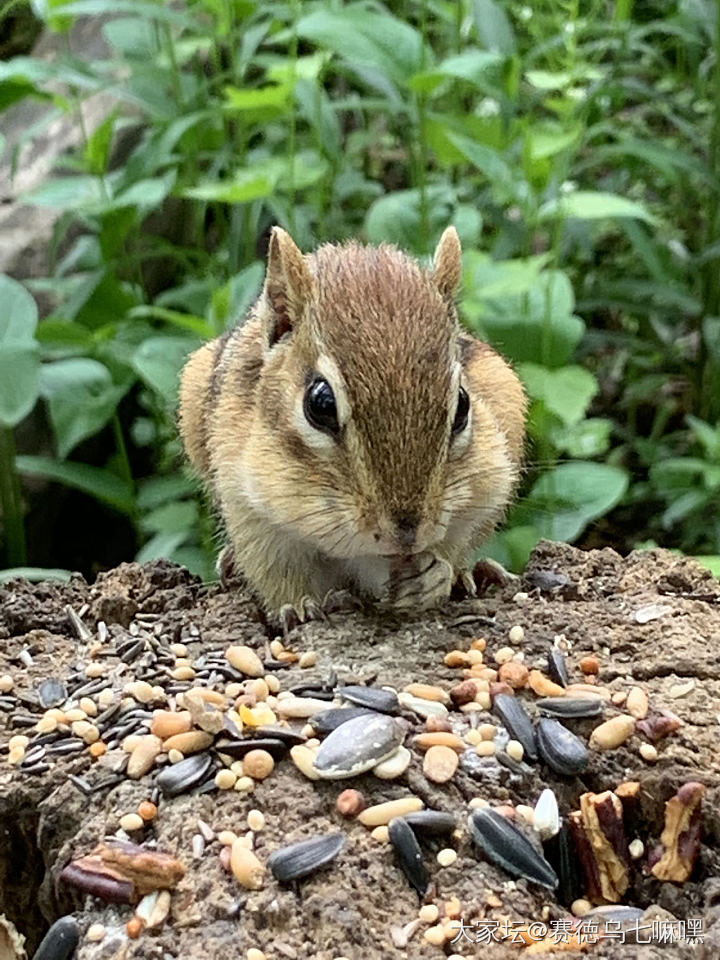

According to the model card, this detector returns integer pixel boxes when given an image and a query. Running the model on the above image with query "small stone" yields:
[469,797,489,809]
[0,674,14,692]
[247,950,266,960]
[357,797,424,827]
[516,804,535,825]
[464,729,483,746]
[506,740,524,762]
[498,661,529,689]
[508,625,525,645]
[478,723,497,741]
[475,741,496,757]
[243,749,275,780]
[437,848,457,867]
[127,735,164,779]
[449,679,478,707]
[423,745,458,784]
[640,743,658,762]
[86,923,106,942]
[337,789,365,817]
[138,801,157,822]
[120,813,144,832]
[167,748,184,764]
[612,691,628,706]
[247,809,266,832]
[215,769,238,790]
[276,696,331,719]
[89,741,107,758]
[218,830,238,846]
[635,603,672,624]
[629,838,645,859]
[467,648,484,665]
[226,645,265,677]
[299,651,317,669]
[419,904,439,923]
[579,655,599,675]
[251,678,269,701]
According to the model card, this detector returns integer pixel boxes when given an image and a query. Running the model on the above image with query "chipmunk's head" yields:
[242,225,519,560]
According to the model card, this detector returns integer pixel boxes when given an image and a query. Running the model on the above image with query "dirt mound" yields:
[1,541,719,959]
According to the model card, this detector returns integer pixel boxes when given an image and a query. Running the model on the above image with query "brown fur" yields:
[178,226,527,612]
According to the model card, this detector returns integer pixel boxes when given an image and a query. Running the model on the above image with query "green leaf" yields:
[521,463,630,542]
[297,5,427,89]
[472,0,516,55]
[224,83,292,113]
[22,175,104,208]
[183,169,276,204]
[137,474,195,510]
[550,418,612,458]
[84,111,115,176]
[444,131,514,188]
[526,123,580,161]
[525,69,572,90]
[141,500,198,534]
[538,191,658,225]
[128,306,213,338]
[466,266,584,368]
[518,363,598,426]
[131,336,200,401]
[0,277,40,427]
[136,530,188,563]
[694,556,720,577]
[686,415,720,460]
[365,185,456,252]
[40,358,132,457]
[410,48,503,93]
[16,455,135,514]
[113,174,174,209]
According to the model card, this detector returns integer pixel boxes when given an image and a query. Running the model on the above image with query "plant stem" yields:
[0,426,27,567]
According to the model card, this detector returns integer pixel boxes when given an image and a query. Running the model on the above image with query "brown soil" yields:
[1,541,719,960]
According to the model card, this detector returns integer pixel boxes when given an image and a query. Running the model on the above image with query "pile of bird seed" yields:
[1,540,719,960]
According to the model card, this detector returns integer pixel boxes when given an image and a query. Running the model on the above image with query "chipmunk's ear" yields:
[263,226,313,348]
[432,226,462,302]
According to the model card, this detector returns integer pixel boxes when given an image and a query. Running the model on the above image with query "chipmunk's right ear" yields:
[263,226,313,348]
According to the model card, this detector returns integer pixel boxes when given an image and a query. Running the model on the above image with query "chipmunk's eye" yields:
[452,387,470,435]
[304,378,340,436]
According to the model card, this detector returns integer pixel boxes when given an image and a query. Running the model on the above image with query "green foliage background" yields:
[0,0,719,582]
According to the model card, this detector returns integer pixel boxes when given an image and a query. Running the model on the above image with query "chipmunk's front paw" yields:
[382,552,454,612]
[278,589,361,637]
[471,557,519,594]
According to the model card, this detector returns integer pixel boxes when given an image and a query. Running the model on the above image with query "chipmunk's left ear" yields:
[432,226,462,301]
[263,226,314,348]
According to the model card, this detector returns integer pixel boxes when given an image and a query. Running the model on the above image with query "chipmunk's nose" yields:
[394,513,418,550]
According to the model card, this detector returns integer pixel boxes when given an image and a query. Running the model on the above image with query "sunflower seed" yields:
[536,697,605,719]
[547,648,569,687]
[536,718,588,776]
[309,707,377,734]
[214,737,289,760]
[492,694,537,760]
[533,788,560,841]
[469,808,558,889]
[402,810,456,835]
[156,752,213,797]
[38,679,67,709]
[388,817,428,897]
[339,685,399,714]
[314,713,404,779]
[543,820,582,906]
[31,915,78,960]
[267,832,346,883]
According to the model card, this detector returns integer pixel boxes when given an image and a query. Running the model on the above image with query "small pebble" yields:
[230,838,265,889]
[86,923,106,942]
[508,625,525,645]
[512,591,529,603]
[299,651,317,669]
[469,797,489,809]
[498,661,529,689]
[626,686,649,719]
[589,714,635,751]
[444,650,470,668]
[528,670,566,698]
[247,809,266,832]
[640,743,658,762]
[579,655,600,675]
[494,646,515,665]
[247,950,266,960]
[373,745,411,779]
[120,813,144,832]
[0,674,14,692]
[516,804,535,825]
[168,749,184,764]
[218,831,238,846]
[226,644,265,677]
[478,723,497,741]
[234,776,255,793]
[138,801,157,822]
[437,848,457,867]
[337,789,365,818]
[424,925,446,946]
[475,741,496,757]
[465,729,483,746]
[423,745,458,783]
[612,691,628,706]
[171,665,196,681]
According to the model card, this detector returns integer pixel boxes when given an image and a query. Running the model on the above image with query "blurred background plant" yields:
[0,0,718,583]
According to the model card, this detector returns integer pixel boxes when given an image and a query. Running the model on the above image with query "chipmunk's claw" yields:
[278,589,362,637]
[471,557,519,594]
[452,567,478,599]
[216,545,236,590]
[382,553,454,612]
[322,588,363,614]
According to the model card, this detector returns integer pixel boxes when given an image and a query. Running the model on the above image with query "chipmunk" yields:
[179,226,526,625]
